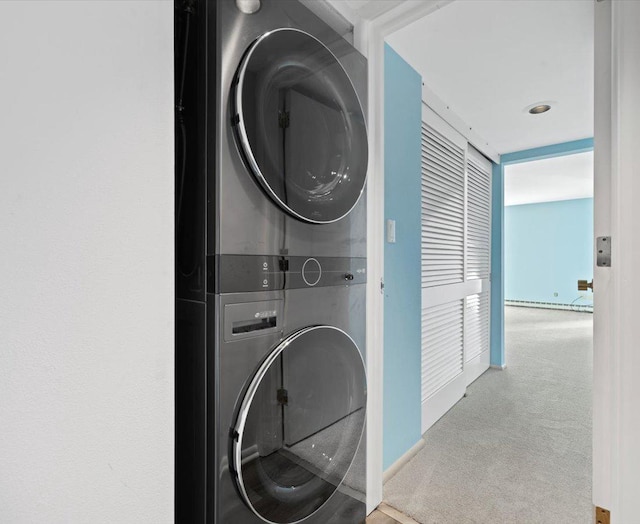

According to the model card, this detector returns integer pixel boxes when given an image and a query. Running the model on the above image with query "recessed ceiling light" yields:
[523,101,555,115]
[529,104,551,115]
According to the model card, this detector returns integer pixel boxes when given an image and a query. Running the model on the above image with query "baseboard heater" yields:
[505,300,593,313]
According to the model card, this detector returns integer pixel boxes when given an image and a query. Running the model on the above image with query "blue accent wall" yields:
[490,163,505,367]
[383,44,422,470]
[505,198,594,306]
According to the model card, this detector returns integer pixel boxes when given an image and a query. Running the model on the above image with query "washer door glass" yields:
[233,28,368,224]
[232,326,367,524]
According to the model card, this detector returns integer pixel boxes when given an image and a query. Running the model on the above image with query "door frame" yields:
[490,137,594,369]
[357,2,454,511]
[593,0,640,519]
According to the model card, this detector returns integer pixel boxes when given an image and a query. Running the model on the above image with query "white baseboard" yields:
[505,300,593,312]
[383,438,425,484]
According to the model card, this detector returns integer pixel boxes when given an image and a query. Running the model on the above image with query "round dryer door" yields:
[233,28,368,224]
[232,326,366,524]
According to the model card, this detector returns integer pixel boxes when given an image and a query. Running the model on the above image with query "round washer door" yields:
[232,326,367,524]
[233,28,368,224]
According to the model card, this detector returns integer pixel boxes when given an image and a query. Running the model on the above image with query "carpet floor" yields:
[383,306,593,523]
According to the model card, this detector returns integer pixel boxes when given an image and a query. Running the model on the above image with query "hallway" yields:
[382,307,592,523]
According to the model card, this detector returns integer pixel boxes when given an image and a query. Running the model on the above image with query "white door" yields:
[420,106,492,434]
[464,146,492,385]
[593,0,640,520]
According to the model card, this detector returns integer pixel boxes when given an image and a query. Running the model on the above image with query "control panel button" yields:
[302,258,322,287]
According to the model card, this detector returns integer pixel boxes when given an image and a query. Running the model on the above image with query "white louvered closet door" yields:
[464,146,492,386]
[420,106,467,433]
[421,107,492,434]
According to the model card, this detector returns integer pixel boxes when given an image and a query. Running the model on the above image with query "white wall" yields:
[0,2,174,522]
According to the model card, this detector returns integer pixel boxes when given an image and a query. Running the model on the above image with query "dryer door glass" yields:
[232,326,366,524]
[233,28,368,224]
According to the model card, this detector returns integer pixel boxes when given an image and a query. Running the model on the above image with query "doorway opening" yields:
[376,0,595,521]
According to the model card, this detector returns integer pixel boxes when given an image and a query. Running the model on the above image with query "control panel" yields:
[209,255,366,294]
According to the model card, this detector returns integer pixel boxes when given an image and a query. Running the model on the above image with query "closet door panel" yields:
[421,107,493,433]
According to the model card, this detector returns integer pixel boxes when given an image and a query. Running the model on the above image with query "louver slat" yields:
[465,292,490,362]
[466,156,492,280]
[421,299,464,401]
[421,123,465,288]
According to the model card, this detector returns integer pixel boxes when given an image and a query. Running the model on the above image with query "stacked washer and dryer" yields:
[176,1,368,522]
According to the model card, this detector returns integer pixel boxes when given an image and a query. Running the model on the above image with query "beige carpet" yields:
[383,306,592,524]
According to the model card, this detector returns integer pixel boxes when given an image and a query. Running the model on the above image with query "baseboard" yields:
[490,364,506,370]
[383,438,425,484]
[505,300,593,312]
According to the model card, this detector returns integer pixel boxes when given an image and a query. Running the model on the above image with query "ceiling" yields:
[504,151,593,206]
[340,0,406,20]
[385,0,594,155]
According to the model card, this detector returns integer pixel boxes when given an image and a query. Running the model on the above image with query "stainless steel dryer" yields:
[175,0,368,522]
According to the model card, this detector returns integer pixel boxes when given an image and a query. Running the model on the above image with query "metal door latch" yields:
[578,280,593,291]
[596,236,611,267]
